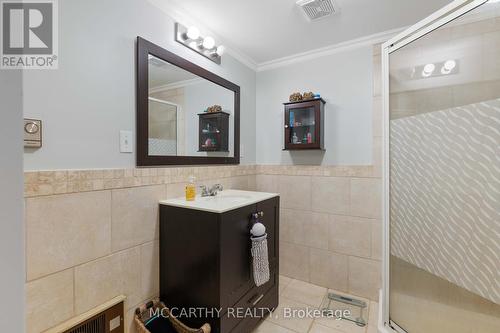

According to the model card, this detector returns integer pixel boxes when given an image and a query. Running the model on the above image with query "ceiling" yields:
[154,0,452,65]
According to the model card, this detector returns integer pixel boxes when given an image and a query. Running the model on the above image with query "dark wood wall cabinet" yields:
[199,111,230,152]
[284,98,326,150]
[160,196,280,333]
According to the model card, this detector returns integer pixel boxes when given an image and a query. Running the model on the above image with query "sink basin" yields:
[159,189,278,213]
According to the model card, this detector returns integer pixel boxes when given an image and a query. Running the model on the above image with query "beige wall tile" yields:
[26,269,74,333]
[26,191,111,280]
[224,176,250,190]
[348,256,381,300]
[280,241,310,281]
[329,215,372,258]
[75,247,141,314]
[372,137,383,178]
[371,220,382,260]
[312,177,350,215]
[255,174,279,193]
[141,241,159,300]
[309,248,348,292]
[111,185,165,251]
[278,176,311,210]
[166,182,185,199]
[350,178,382,218]
[304,211,329,249]
[281,208,329,249]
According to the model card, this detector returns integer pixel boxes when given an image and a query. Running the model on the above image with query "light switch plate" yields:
[119,130,133,153]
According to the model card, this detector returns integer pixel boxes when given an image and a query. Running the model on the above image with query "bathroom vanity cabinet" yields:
[283,98,325,150]
[159,191,280,333]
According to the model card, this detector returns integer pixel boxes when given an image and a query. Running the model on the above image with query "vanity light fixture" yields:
[186,26,200,40]
[175,22,224,64]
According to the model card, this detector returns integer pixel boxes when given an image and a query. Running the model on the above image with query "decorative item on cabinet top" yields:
[283,97,325,150]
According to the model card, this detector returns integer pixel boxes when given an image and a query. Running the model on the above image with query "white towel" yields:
[251,233,270,287]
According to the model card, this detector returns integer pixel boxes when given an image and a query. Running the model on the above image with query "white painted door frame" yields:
[379,0,489,332]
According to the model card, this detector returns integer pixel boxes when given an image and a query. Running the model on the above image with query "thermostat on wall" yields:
[24,118,42,148]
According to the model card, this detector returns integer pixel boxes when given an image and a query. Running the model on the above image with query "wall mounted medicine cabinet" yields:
[283,98,325,150]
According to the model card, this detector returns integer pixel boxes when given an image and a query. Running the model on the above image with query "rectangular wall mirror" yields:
[136,37,240,166]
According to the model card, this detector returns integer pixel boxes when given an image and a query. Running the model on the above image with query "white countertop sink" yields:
[159,189,279,213]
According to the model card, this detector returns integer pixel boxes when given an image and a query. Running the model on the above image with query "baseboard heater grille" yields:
[44,296,125,333]
[65,314,105,333]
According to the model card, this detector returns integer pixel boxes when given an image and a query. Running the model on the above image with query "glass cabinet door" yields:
[287,106,316,145]
[200,117,221,150]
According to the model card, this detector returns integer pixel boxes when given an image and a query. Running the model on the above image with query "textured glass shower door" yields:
[388,1,500,332]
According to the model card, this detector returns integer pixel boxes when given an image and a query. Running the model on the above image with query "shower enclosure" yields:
[381,0,500,332]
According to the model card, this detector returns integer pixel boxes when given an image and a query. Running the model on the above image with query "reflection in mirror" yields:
[148,55,234,157]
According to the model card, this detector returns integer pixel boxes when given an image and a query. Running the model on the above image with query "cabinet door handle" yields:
[252,211,264,220]
[249,294,264,306]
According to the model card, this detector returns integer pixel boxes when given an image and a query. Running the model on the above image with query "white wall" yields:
[0,71,25,331]
[256,46,373,165]
[23,0,256,171]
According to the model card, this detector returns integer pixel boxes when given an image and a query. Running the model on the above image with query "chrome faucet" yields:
[200,183,224,197]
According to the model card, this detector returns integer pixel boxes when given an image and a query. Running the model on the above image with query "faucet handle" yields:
[199,185,209,196]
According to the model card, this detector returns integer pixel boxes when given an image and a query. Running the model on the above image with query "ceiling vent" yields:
[296,0,337,21]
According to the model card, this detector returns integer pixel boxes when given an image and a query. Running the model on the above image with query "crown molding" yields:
[256,27,406,72]
[149,77,205,94]
[146,0,258,71]
[146,0,404,73]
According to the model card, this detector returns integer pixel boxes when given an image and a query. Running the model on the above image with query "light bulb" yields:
[216,45,225,56]
[186,26,200,40]
[422,63,435,77]
[202,36,215,49]
[441,59,456,74]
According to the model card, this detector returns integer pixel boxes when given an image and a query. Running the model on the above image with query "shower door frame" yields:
[380,0,490,332]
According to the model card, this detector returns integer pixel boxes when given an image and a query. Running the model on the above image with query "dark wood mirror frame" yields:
[136,36,240,166]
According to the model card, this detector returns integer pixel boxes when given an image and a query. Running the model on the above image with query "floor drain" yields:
[320,292,367,327]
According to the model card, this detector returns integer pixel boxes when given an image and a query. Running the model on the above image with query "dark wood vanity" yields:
[159,195,279,333]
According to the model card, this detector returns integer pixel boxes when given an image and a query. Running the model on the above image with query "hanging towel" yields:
[250,225,270,287]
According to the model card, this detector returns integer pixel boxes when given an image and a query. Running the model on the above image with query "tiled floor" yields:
[253,276,379,333]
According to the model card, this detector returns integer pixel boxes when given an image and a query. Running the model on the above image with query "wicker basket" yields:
[135,299,211,333]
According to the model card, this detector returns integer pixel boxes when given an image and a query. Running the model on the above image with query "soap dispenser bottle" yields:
[185,175,196,201]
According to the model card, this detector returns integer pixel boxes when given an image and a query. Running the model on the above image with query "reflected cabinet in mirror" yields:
[136,37,240,166]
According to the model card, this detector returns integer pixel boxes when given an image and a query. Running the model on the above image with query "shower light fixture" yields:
[441,59,456,74]
[422,63,435,77]
[175,23,224,64]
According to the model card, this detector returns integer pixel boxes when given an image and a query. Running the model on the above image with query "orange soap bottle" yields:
[185,175,196,201]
